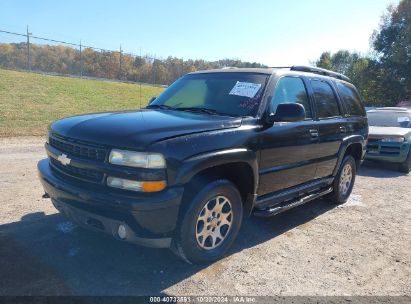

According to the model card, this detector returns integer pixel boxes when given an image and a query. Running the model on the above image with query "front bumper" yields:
[38,159,184,248]
[365,141,410,163]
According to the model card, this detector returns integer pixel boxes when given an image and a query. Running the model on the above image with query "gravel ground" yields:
[0,137,410,296]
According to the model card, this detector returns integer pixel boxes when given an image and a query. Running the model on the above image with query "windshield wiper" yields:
[175,107,220,115]
[146,104,175,110]
[148,105,235,117]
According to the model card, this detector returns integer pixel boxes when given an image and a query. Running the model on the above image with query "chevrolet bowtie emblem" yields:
[57,153,71,166]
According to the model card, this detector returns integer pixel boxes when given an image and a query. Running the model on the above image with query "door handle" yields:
[339,126,347,133]
[309,129,319,138]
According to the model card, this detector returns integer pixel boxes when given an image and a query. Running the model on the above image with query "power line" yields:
[0,28,148,58]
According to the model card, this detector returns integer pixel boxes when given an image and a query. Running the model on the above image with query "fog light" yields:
[118,224,127,239]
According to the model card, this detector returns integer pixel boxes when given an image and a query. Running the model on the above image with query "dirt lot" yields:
[0,137,410,296]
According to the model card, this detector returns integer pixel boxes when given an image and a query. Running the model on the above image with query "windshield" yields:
[368,111,411,128]
[149,72,269,117]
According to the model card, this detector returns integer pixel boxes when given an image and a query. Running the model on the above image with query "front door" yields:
[258,76,319,196]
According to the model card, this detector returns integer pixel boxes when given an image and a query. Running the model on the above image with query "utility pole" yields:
[119,45,122,80]
[139,47,142,108]
[153,54,156,84]
[26,25,32,71]
[79,40,83,77]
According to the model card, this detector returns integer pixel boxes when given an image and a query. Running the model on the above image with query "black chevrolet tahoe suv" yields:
[38,66,368,264]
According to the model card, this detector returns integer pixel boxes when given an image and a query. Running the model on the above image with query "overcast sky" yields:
[0,0,398,65]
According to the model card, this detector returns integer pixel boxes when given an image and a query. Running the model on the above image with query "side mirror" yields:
[267,103,306,124]
[148,97,157,104]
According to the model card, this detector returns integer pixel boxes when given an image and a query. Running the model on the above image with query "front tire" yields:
[327,155,357,204]
[173,179,243,264]
[399,150,411,173]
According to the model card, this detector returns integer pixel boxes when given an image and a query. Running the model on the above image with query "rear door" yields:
[335,81,368,136]
[258,76,319,195]
[309,79,346,178]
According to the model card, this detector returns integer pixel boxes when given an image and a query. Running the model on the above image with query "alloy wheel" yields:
[195,195,233,250]
[339,163,353,196]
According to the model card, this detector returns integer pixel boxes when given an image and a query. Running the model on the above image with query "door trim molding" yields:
[259,154,337,175]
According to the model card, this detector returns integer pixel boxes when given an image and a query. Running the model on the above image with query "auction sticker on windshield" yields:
[398,116,410,123]
[229,81,261,98]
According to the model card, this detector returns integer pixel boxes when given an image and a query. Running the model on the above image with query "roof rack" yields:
[290,65,351,82]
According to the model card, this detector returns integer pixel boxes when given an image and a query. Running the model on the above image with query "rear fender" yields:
[332,135,366,176]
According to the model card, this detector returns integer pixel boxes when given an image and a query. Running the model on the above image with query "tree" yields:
[0,42,267,85]
[371,0,411,104]
[316,52,332,70]
[315,50,362,76]
[313,1,410,106]
[315,50,375,104]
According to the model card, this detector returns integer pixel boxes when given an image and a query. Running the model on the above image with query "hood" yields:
[369,126,411,138]
[50,109,242,149]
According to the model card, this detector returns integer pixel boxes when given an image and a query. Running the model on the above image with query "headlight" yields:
[107,176,166,192]
[109,149,166,168]
[380,137,405,143]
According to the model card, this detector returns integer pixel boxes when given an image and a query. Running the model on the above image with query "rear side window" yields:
[311,80,340,118]
[336,82,366,116]
[271,77,312,118]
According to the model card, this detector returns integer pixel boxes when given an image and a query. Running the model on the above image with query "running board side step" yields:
[253,187,333,218]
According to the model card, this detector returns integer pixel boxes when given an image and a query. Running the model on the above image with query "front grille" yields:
[367,139,401,155]
[49,135,107,161]
[50,157,104,183]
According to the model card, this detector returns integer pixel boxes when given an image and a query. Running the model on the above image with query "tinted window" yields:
[311,80,340,118]
[152,73,269,117]
[336,82,365,116]
[271,77,311,118]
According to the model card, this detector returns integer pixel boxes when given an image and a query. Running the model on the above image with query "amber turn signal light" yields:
[142,180,167,192]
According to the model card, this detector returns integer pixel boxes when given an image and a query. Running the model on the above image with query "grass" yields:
[0,69,165,136]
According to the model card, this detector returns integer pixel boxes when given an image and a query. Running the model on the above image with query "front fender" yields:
[174,148,259,193]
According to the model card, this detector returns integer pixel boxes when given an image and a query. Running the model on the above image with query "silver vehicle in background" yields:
[366,107,411,173]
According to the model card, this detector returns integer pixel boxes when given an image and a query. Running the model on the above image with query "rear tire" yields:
[172,179,243,264]
[399,150,411,173]
[327,155,357,204]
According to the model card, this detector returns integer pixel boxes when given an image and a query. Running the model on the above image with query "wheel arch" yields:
[344,142,363,168]
[174,148,259,218]
[332,135,366,176]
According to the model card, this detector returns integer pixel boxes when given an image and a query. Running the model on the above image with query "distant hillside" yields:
[0,68,164,136]
[0,42,267,85]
